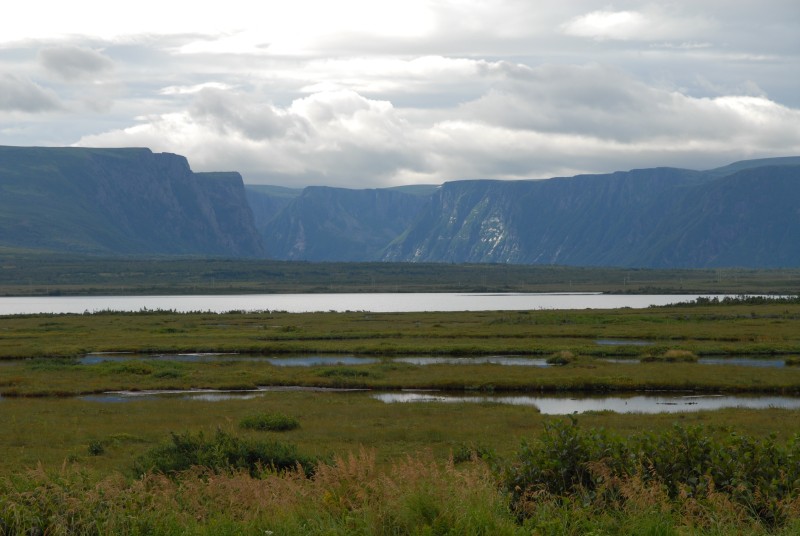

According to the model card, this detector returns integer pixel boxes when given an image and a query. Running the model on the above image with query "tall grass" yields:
[2,438,800,535]
[0,450,518,535]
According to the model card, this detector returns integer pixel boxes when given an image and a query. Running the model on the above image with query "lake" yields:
[0,292,725,315]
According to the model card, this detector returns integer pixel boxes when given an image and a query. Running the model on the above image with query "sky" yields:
[1,1,799,188]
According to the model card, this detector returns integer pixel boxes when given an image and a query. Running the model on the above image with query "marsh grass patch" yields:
[240,412,300,432]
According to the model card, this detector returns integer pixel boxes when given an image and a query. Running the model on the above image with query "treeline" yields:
[2,250,800,296]
[670,295,800,307]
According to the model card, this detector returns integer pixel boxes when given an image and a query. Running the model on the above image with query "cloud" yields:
[74,63,800,187]
[4,2,796,187]
[0,74,62,112]
[562,10,649,40]
[561,7,712,42]
[159,82,234,95]
[38,45,113,80]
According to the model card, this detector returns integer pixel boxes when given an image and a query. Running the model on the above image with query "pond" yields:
[30,353,798,369]
[372,392,800,414]
[68,388,800,415]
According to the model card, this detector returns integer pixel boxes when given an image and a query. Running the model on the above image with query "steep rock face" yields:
[642,166,800,268]
[383,163,800,268]
[261,186,428,261]
[245,185,302,231]
[0,146,264,257]
[383,168,702,265]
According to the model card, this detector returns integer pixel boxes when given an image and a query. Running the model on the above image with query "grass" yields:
[2,302,800,533]
[240,412,300,432]
[2,304,800,396]
[2,424,800,535]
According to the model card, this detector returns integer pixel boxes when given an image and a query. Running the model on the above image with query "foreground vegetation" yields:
[2,420,800,535]
[2,300,800,534]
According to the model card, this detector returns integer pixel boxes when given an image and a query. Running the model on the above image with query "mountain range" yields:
[1,145,799,268]
[250,156,800,268]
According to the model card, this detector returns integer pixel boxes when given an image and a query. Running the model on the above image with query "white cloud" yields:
[74,64,800,187]
[159,82,235,96]
[3,1,799,185]
[562,7,712,42]
[562,10,649,40]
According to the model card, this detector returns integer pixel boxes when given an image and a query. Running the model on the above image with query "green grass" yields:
[3,304,800,396]
[240,412,300,432]
[2,303,800,533]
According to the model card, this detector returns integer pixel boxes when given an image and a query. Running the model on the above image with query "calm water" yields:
[0,292,724,315]
[28,353,792,368]
[373,392,800,414]
[70,388,800,414]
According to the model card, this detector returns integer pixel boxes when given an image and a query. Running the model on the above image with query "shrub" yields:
[546,351,574,365]
[239,412,300,432]
[504,420,800,527]
[133,429,316,477]
[87,440,105,456]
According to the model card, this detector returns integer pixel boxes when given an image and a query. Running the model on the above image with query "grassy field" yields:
[3,301,800,534]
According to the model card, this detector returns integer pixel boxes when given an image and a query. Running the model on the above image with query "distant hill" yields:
[249,158,800,268]
[0,146,265,257]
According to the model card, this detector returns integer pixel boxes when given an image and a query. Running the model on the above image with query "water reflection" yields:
[82,386,367,403]
[698,357,785,368]
[266,356,380,367]
[80,353,244,364]
[0,292,729,315]
[372,392,800,414]
[394,356,550,366]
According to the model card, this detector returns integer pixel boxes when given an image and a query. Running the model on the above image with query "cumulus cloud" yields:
[0,74,62,112]
[38,45,113,80]
[6,2,797,186]
[74,63,800,187]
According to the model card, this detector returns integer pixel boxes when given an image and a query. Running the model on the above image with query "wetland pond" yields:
[8,353,797,414]
[75,353,791,368]
[71,388,800,415]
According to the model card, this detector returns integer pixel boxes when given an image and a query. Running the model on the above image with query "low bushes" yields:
[133,429,317,477]
[504,419,800,528]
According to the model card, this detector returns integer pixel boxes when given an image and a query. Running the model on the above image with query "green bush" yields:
[133,429,316,477]
[504,420,800,527]
[239,412,300,432]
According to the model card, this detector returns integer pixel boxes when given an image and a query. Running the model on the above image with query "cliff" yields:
[0,146,265,257]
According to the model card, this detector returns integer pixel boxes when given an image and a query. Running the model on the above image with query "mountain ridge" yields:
[251,158,800,268]
[1,145,798,268]
[0,146,265,257]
